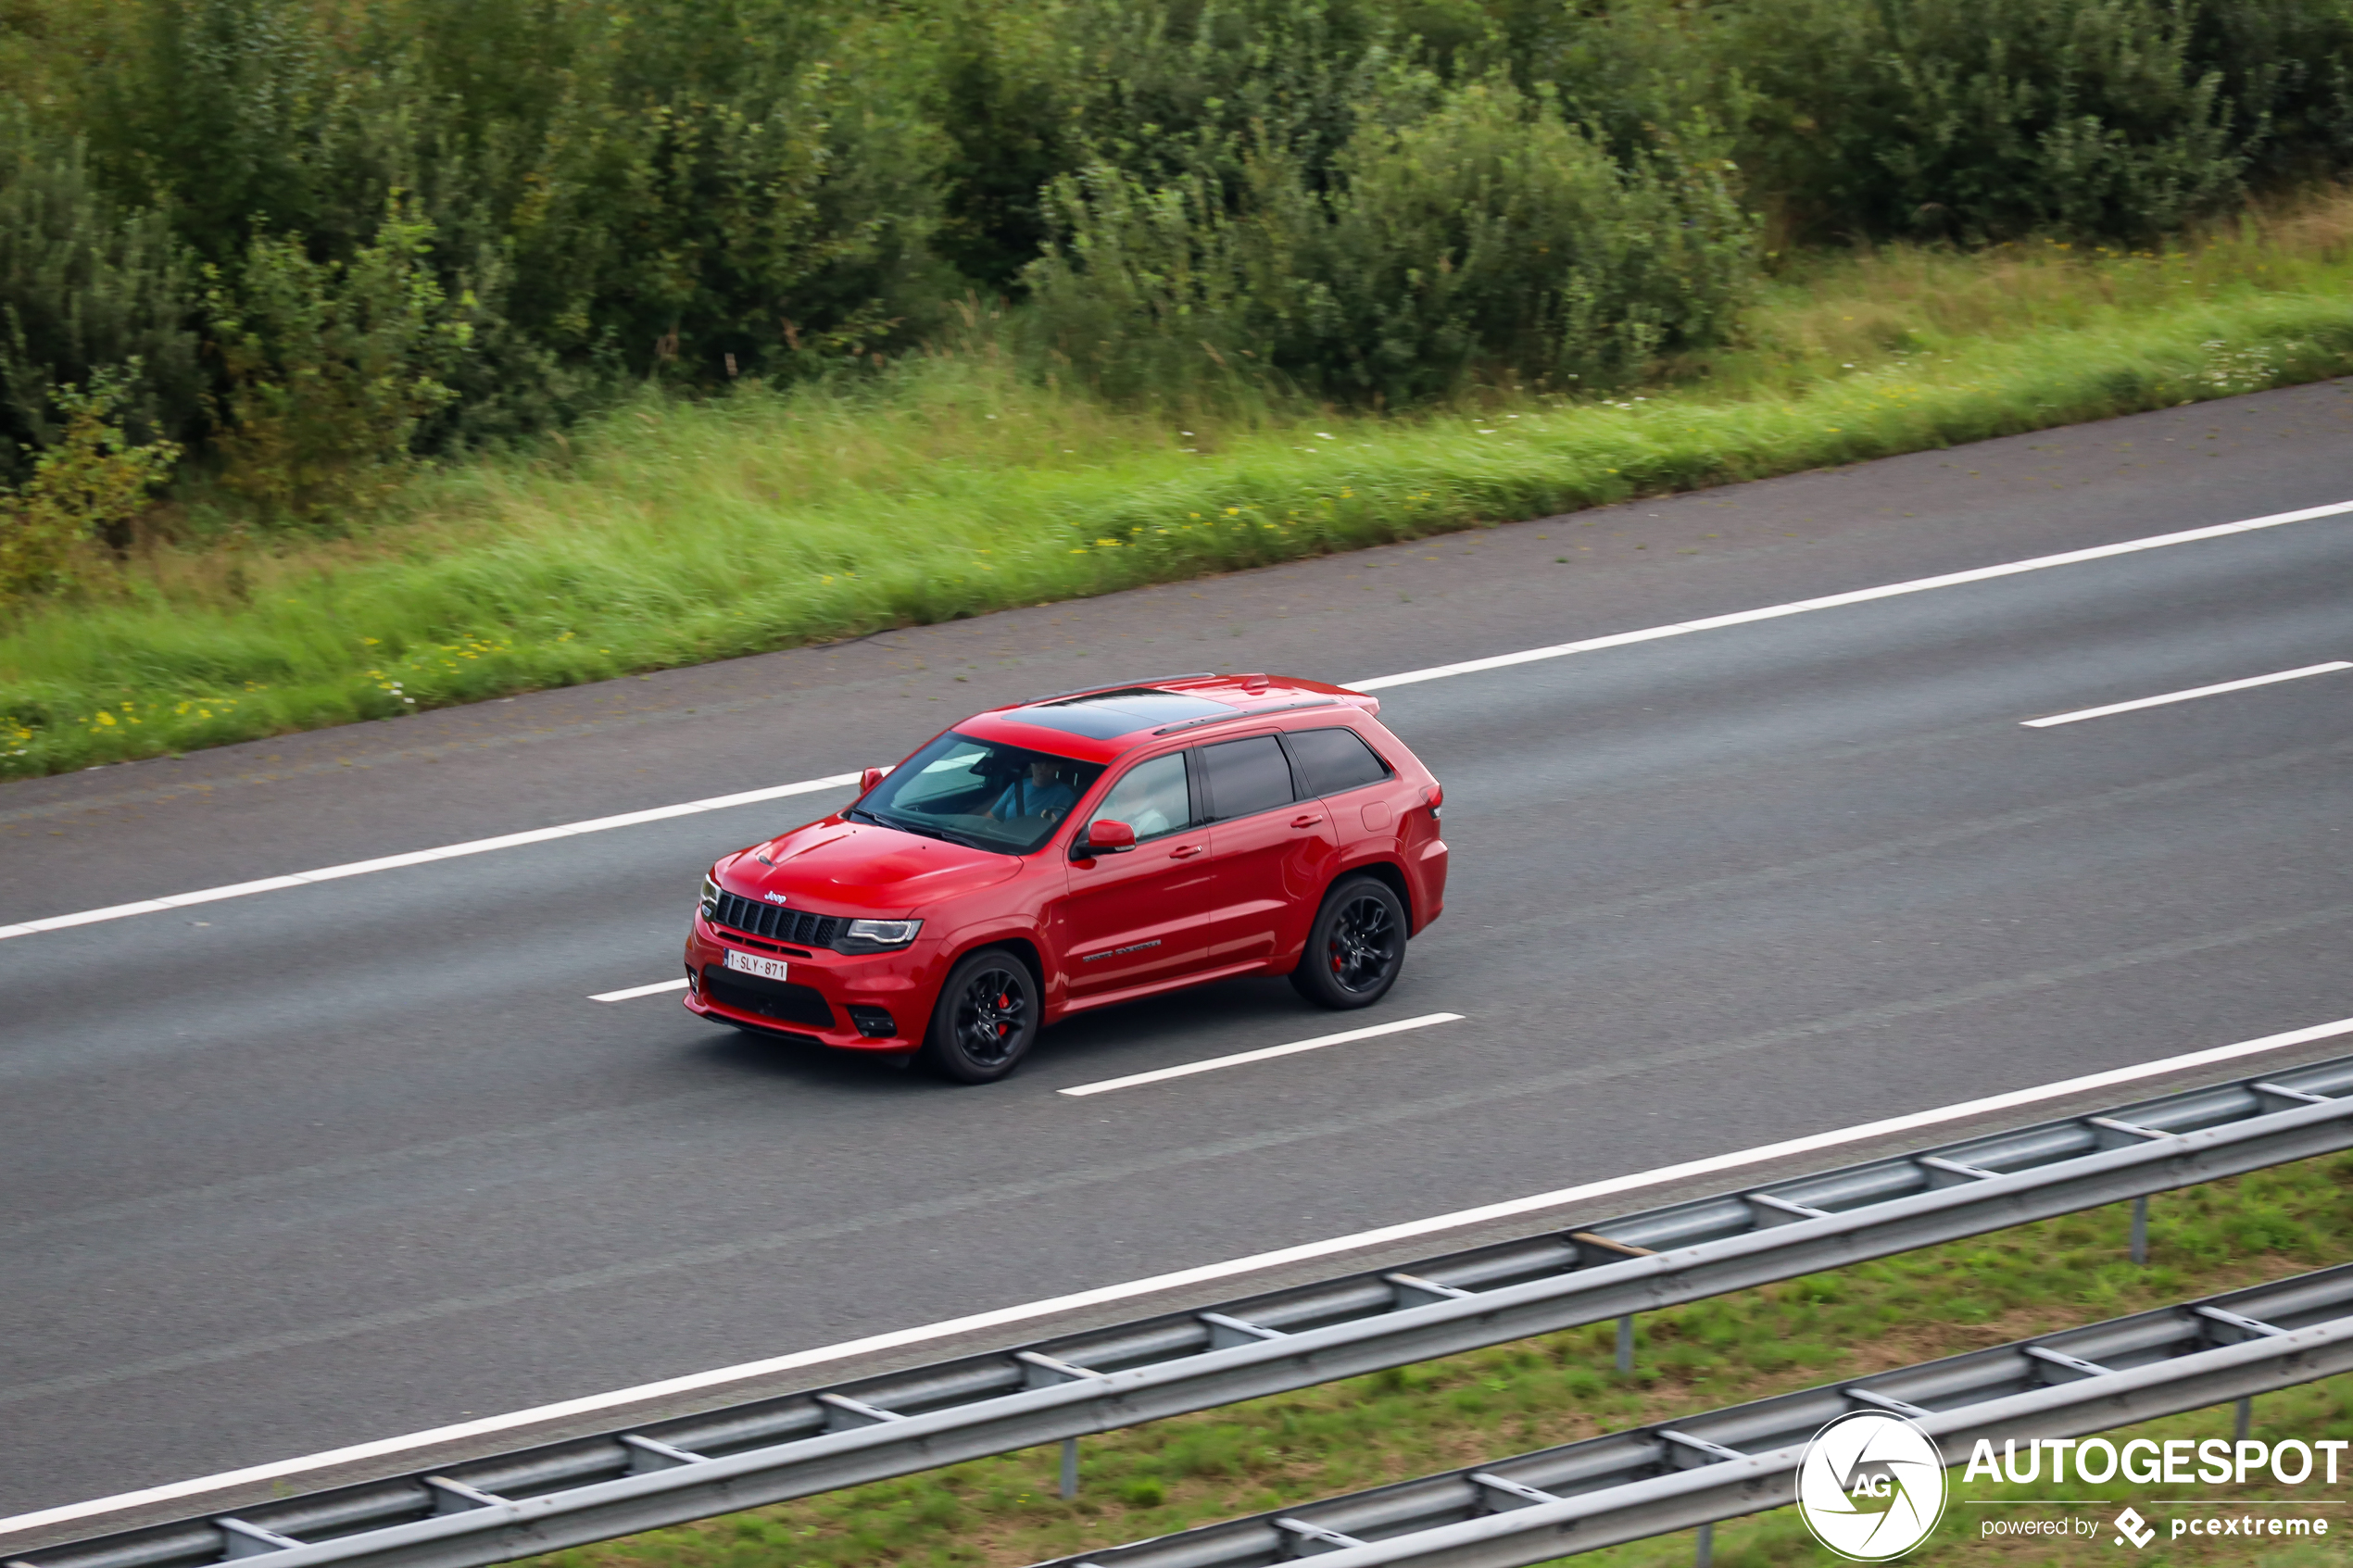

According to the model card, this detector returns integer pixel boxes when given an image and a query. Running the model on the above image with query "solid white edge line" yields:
[589,978,692,1004]
[10,495,2350,944]
[1343,497,2353,691]
[0,774,862,942]
[2022,661,2352,728]
[1058,1013,1466,1097]
[8,1010,2350,1539]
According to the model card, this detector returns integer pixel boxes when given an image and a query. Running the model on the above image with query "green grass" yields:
[518,1157,2353,1568]
[8,194,2353,777]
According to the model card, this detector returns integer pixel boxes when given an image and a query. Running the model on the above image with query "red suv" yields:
[683,673,1448,1082]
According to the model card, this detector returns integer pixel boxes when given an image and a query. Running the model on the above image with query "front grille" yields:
[700,966,836,1029]
[710,890,844,949]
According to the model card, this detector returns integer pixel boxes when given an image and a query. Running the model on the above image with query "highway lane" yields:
[2,381,2350,1524]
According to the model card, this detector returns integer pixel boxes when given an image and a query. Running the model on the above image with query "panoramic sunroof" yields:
[1007,688,1236,739]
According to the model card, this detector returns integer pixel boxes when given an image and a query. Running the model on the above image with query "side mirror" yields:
[859,767,887,796]
[1078,819,1136,857]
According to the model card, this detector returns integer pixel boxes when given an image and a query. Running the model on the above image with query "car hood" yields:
[720,819,1021,914]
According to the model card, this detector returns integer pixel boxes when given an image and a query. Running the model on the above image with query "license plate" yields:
[724,949,789,983]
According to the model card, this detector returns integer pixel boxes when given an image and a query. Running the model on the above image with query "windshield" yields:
[853,731,1106,856]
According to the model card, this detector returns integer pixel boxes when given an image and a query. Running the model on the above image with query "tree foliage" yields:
[0,107,199,486]
[1027,77,1754,401]
[0,0,2347,558]
[204,203,471,522]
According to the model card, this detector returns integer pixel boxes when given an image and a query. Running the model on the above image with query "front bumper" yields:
[684,913,932,1052]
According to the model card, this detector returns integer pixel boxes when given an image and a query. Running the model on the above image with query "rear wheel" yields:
[1289,876,1406,1010]
[920,947,1039,1083]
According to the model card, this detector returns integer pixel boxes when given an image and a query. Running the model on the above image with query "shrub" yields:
[0,107,200,485]
[1315,83,1753,395]
[0,364,182,599]
[1710,0,2255,242]
[2191,0,2353,188]
[415,0,956,388]
[1026,75,1755,403]
[203,203,471,525]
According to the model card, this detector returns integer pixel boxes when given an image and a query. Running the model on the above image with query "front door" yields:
[1056,751,1214,998]
[1197,733,1339,968]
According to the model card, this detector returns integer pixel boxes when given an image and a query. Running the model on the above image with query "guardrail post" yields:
[2235,1397,2253,1443]
[1695,1520,1715,1567]
[1617,1314,1636,1374]
[2131,1196,2150,1264]
[1060,1436,1079,1499]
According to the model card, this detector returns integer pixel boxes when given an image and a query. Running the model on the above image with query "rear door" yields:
[1197,733,1338,968]
[1284,723,1405,837]
[1056,751,1214,997]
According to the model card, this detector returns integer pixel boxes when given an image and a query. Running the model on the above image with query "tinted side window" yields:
[1198,735,1296,820]
[1090,753,1195,841]
[1287,727,1392,796]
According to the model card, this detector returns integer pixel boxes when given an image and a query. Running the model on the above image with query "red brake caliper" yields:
[996,992,1011,1035]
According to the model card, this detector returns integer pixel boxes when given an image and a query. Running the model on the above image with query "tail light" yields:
[1424,783,1443,821]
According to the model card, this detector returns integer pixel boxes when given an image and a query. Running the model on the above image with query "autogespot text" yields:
[1962,1435,2348,1486]
[1965,1434,2344,1547]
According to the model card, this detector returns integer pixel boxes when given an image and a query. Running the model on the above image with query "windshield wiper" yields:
[851,808,994,853]
[911,821,999,852]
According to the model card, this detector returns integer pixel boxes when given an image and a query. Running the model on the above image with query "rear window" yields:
[1286,726,1391,797]
[1198,734,1296,820]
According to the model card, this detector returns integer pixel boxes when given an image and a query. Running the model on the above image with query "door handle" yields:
[1290,813,1320,828]
[1169,844,1205,859]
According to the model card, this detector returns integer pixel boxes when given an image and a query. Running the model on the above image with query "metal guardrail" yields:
[12,1054,2352,1568]
[1033,1263,2353,1568]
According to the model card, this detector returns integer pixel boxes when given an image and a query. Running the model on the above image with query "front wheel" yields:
[920,947,1040,1083]
[1290,876,1406,1010]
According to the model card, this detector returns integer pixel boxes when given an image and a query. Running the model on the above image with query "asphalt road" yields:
[4,381,2350,1527]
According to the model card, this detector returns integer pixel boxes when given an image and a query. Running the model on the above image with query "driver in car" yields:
[988,759,1077,823]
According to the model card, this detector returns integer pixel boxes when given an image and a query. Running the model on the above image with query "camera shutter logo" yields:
[1795,1411,1949,1562]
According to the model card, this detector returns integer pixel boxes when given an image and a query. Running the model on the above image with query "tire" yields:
[920,947,1040,1083]
[1289,875,1407,1010]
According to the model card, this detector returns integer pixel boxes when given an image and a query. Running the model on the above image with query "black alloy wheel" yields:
[1290,876,1406,1010]
[922,947,1040,1083]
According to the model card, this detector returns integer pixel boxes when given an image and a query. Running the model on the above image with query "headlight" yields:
[838,918,923,953]
[700,874,721,918]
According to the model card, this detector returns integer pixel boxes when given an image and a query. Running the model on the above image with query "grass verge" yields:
[7,196,2353,778]
[529,1157,2353,1568]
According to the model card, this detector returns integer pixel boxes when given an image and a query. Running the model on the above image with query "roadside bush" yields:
[1318,84,1752,395]
[0,107,200,485]
[0,365,181,599]
[1708,0,2254,242]
[480,6,958,387]
[2190,0,2353,187]
[1025,76,1755,403]
[204,204,471,526]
